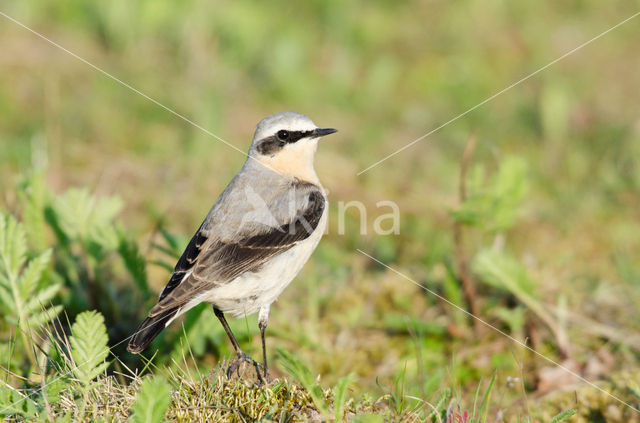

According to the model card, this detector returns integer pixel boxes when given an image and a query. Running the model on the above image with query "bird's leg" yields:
[258,306,270,382]
[213,306,264,384]
[213,306,242,353]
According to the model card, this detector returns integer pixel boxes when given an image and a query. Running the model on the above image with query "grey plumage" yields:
[127,112,335,372]
[150,176,324,318]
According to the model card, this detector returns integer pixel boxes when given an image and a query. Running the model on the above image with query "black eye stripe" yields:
[283,130,314,143]
[255,130,316,155]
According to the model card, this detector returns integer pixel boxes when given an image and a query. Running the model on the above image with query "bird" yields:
[127,111,336,383]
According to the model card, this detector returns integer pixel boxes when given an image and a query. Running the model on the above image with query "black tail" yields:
[127,308,178,353]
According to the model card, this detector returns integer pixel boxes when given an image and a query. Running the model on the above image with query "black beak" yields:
[313,128,338,138]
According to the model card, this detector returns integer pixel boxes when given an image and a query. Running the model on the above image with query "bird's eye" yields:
[277,130,289,140]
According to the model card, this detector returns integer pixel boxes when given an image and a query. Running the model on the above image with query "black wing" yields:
[148,187,325,317]
[157,229,207,302]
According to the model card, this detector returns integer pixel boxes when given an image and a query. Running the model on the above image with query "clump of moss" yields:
[39,361,377,422]
[169,362,382,422]
[9,348,387,423]
[535,370,640,423]
[47,374,138,421]
[170,367,321,422]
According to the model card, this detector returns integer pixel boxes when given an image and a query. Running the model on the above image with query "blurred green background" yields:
[1,0,640,420]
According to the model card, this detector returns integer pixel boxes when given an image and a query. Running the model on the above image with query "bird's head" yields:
[248,112,337,183]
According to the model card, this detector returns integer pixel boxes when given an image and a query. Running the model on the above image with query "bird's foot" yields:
[226,351,267,385]
[261,366,270,385]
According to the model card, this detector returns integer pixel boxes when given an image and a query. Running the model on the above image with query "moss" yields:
[171,371,320,422]
[536,370,640,423]
[40,362,381,422]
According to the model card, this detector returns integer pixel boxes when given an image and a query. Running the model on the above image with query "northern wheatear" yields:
[128,112,336,382]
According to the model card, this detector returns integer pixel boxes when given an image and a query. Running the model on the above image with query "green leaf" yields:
[472,249,560,339]
[69,310,110,386]
[17,249,52,302]
[118,234,149,298]
[0,284,16,316]
[53,188,95,240]
[52,188,123,251]
[158,229,183,258]
[0,383,38,418]
[28,305,63,327]
[492,305,527,334]
[0,216,58,333]
[276,348,329,416]
[17,171,50,251]
[23,282,60,315]
[477,371,496,423]
[43,376,68,404]
[550,408,577,423]
[89,196,123,250]
[333,373,355,421]
[0,213,27,283]
[428,388,450,421]
[451,156,528,233]
[129,376,172,423]
[472,249,537,298]
[276,348,315,388]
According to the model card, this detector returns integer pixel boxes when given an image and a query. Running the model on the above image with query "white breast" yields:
[182,202,328,318]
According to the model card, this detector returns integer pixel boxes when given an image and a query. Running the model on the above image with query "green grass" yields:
[2,0,640,421]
